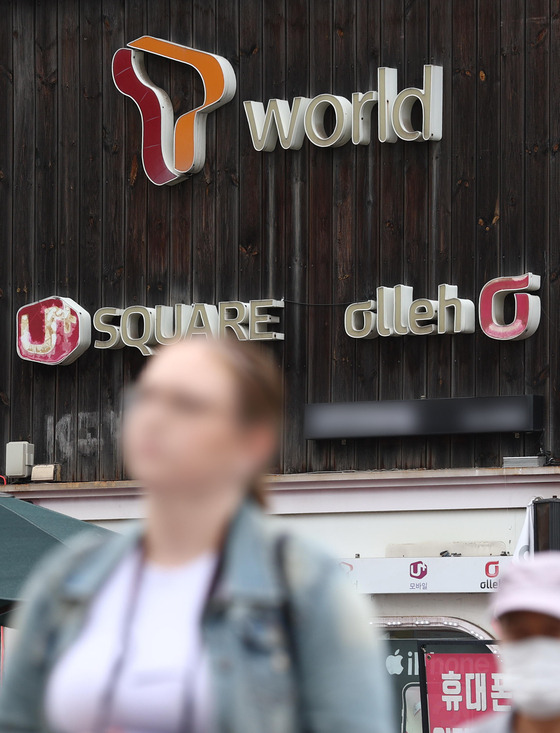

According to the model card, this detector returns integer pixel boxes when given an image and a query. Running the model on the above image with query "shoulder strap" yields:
[274,533,298,663]
[275,534,314,733]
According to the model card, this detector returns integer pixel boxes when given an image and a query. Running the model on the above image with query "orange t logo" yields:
[112,36,236,186]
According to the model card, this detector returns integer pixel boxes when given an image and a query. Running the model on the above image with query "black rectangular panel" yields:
[534,499,560,552]
[304,396,544,440]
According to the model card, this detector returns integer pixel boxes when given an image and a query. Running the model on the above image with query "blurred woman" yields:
[473,552,560,733]
[0,337,394,733]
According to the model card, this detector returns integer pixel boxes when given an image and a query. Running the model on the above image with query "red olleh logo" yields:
[16,297,91,366]
[478,273,541,341]
[481,559,501,589]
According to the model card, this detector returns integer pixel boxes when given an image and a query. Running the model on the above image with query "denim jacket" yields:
[0,498,395,733]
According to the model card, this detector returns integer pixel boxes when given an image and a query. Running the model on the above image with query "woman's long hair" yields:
[201,337,284,507]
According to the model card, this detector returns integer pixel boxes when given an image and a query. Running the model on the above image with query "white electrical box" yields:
[6,441,35,478]
[31,464,61,482]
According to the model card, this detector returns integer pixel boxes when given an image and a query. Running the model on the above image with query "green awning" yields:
[0,495,111,626]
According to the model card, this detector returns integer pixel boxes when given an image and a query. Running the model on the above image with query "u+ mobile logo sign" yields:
[112,36,236,186]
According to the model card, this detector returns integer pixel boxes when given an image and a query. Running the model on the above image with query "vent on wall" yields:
[503,455,546,468]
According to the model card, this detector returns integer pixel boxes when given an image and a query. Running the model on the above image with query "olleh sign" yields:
[345,273,541,341]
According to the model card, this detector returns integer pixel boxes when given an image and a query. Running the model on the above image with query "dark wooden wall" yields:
[0,0,559,480]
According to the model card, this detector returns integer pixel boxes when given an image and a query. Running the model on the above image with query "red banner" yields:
[425,652,511,732]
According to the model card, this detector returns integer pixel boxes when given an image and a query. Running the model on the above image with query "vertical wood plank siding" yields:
[1,1,558,478]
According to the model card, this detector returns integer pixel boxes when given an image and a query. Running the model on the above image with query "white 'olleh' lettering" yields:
[345,284,475,339]
[244,65,443,151]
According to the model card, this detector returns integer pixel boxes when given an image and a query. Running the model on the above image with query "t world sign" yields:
[111,35,443,185]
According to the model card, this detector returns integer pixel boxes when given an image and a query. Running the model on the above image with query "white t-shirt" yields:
[45,547,218,733]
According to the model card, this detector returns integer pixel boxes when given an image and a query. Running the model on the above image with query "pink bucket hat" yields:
[492,551,560,621]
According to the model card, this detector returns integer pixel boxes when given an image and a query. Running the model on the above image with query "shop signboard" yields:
[340,556,512,595]
[111,35,444,186]
[12,34,545,368]
[5,2,558,481]
[16,297,284,365]
[345,274,541,342]
[15,273,542,366]
[384,641,508,733]
[425,652,511,732]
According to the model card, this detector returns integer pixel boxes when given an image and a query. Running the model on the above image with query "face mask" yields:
[501,636,560,719]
